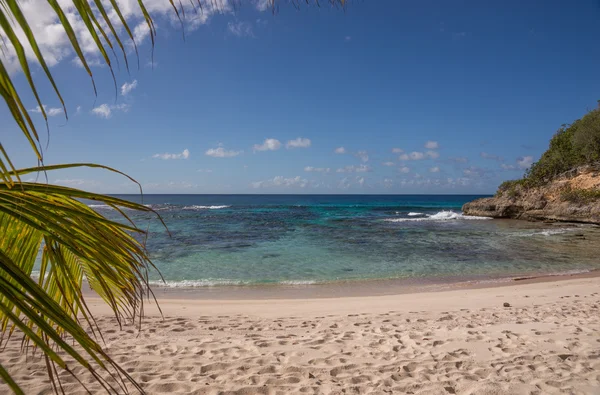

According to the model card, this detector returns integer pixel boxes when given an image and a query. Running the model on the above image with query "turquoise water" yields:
[91,195,600,287]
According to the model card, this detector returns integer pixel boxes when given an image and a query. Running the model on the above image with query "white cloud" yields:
[356,176,365,187]
[121,80,138,96]
[304,166,330,173]
[2,0,229,75]
[153,148,190,160]
[197,168,213,173]
[425,141,439,149]
[448,156,468,164]
[399,166,410,173]
[54,178,85,185]
[480,152,503,161]
[382,161,395,167]
[355,150,369,163]
[429,166,440,173]
[463,166,486,177]
[91,104,111,118]
[425,150,440,159]
[391,148,404,153]
[286,137,311,149]
[29,104,63,117]
[334,147,346,154]
[251,176,309,189]
[227,21,254,37]
[255,0,271,11]
[336,164,372,173]
[383,178,393,188]
[253,138,281,152]
[345,36,352,41]
[399,151,425,161]
[517,156,534,169]
[90,103,130,118]
[205,147,242,158]
[501,163,517,170]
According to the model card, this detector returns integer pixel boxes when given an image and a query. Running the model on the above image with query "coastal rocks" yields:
[463,164,600,224]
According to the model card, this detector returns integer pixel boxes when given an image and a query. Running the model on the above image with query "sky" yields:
[2,0,600,194]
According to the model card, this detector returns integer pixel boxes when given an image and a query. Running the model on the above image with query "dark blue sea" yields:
[91,194,600,287]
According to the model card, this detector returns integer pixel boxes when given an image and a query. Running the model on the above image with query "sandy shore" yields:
[2,277,600,394]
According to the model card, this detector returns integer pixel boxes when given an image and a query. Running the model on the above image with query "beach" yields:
[2,276,599,394]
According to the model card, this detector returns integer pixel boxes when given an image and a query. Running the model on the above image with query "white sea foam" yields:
[280,280,318,285]
[385,210,491,222]
[149,279,248,288]
[514,228,579,237]
[182,205,231,210]
[407,212,424,216]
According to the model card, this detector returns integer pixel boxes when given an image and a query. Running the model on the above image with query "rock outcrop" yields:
[462,164,600,224]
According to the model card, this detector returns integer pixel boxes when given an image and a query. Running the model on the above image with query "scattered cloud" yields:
[425,150,440,159]
[255,0,271,11]
[517,156,534,169]
[480,152,503,162]
[91,104,111,118]
[29,104,63,116]
[334,147,346,154]
[399,152,425,161]
[286,137,311,149]
[382,161,395,167]
[356,176,365,187]
[424,140,439,149]
[391,148,404,153]
[500,156,535,171]
[54,179,86,186]
[227,21,254,37]
[91,103,130,118]
[429,166,440,173]
[75,105,81,114]
[205,147,242,158]
[304,166,331,173]
[447,156,468,164]
[399,166,410,173]
[253,138,281,152]
[500,164,517,170]
[336,164,372,173]
[251,176,309,189]
[197,168,213,173]
[355,150,369,163]
[463,166,487,177]
[1,0,229,75]
[153,148,190,160]
[121,80,138,96]
[452,32,467,40]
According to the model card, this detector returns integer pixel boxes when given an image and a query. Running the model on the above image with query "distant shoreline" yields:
[83,267,600,301]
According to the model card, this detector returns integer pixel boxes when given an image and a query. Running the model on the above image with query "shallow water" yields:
[90,195,600,287]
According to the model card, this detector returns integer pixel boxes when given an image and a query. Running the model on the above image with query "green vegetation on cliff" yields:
[497,104,600,198]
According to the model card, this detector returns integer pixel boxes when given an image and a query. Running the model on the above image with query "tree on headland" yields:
[0,0,346,393]
[497,106,600,198]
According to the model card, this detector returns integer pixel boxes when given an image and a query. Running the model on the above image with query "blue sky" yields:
[3,0,600,194]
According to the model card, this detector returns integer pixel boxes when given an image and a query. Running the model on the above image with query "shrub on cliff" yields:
[498,106,600,193]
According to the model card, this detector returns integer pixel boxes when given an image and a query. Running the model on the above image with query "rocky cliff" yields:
[462,163,600,224]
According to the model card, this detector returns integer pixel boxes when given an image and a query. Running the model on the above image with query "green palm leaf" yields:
[0,0,347,392]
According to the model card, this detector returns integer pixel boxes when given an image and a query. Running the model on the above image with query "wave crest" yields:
[385,210,491,222]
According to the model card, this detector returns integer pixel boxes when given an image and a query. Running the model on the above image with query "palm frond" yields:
[0,0,348,392]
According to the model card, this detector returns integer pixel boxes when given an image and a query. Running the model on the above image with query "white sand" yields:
[2,277,600,394]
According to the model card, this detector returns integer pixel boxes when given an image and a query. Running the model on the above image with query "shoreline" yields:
[137,268,600,300]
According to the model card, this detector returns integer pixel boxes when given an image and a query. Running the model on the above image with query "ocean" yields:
[91,194,600,288]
